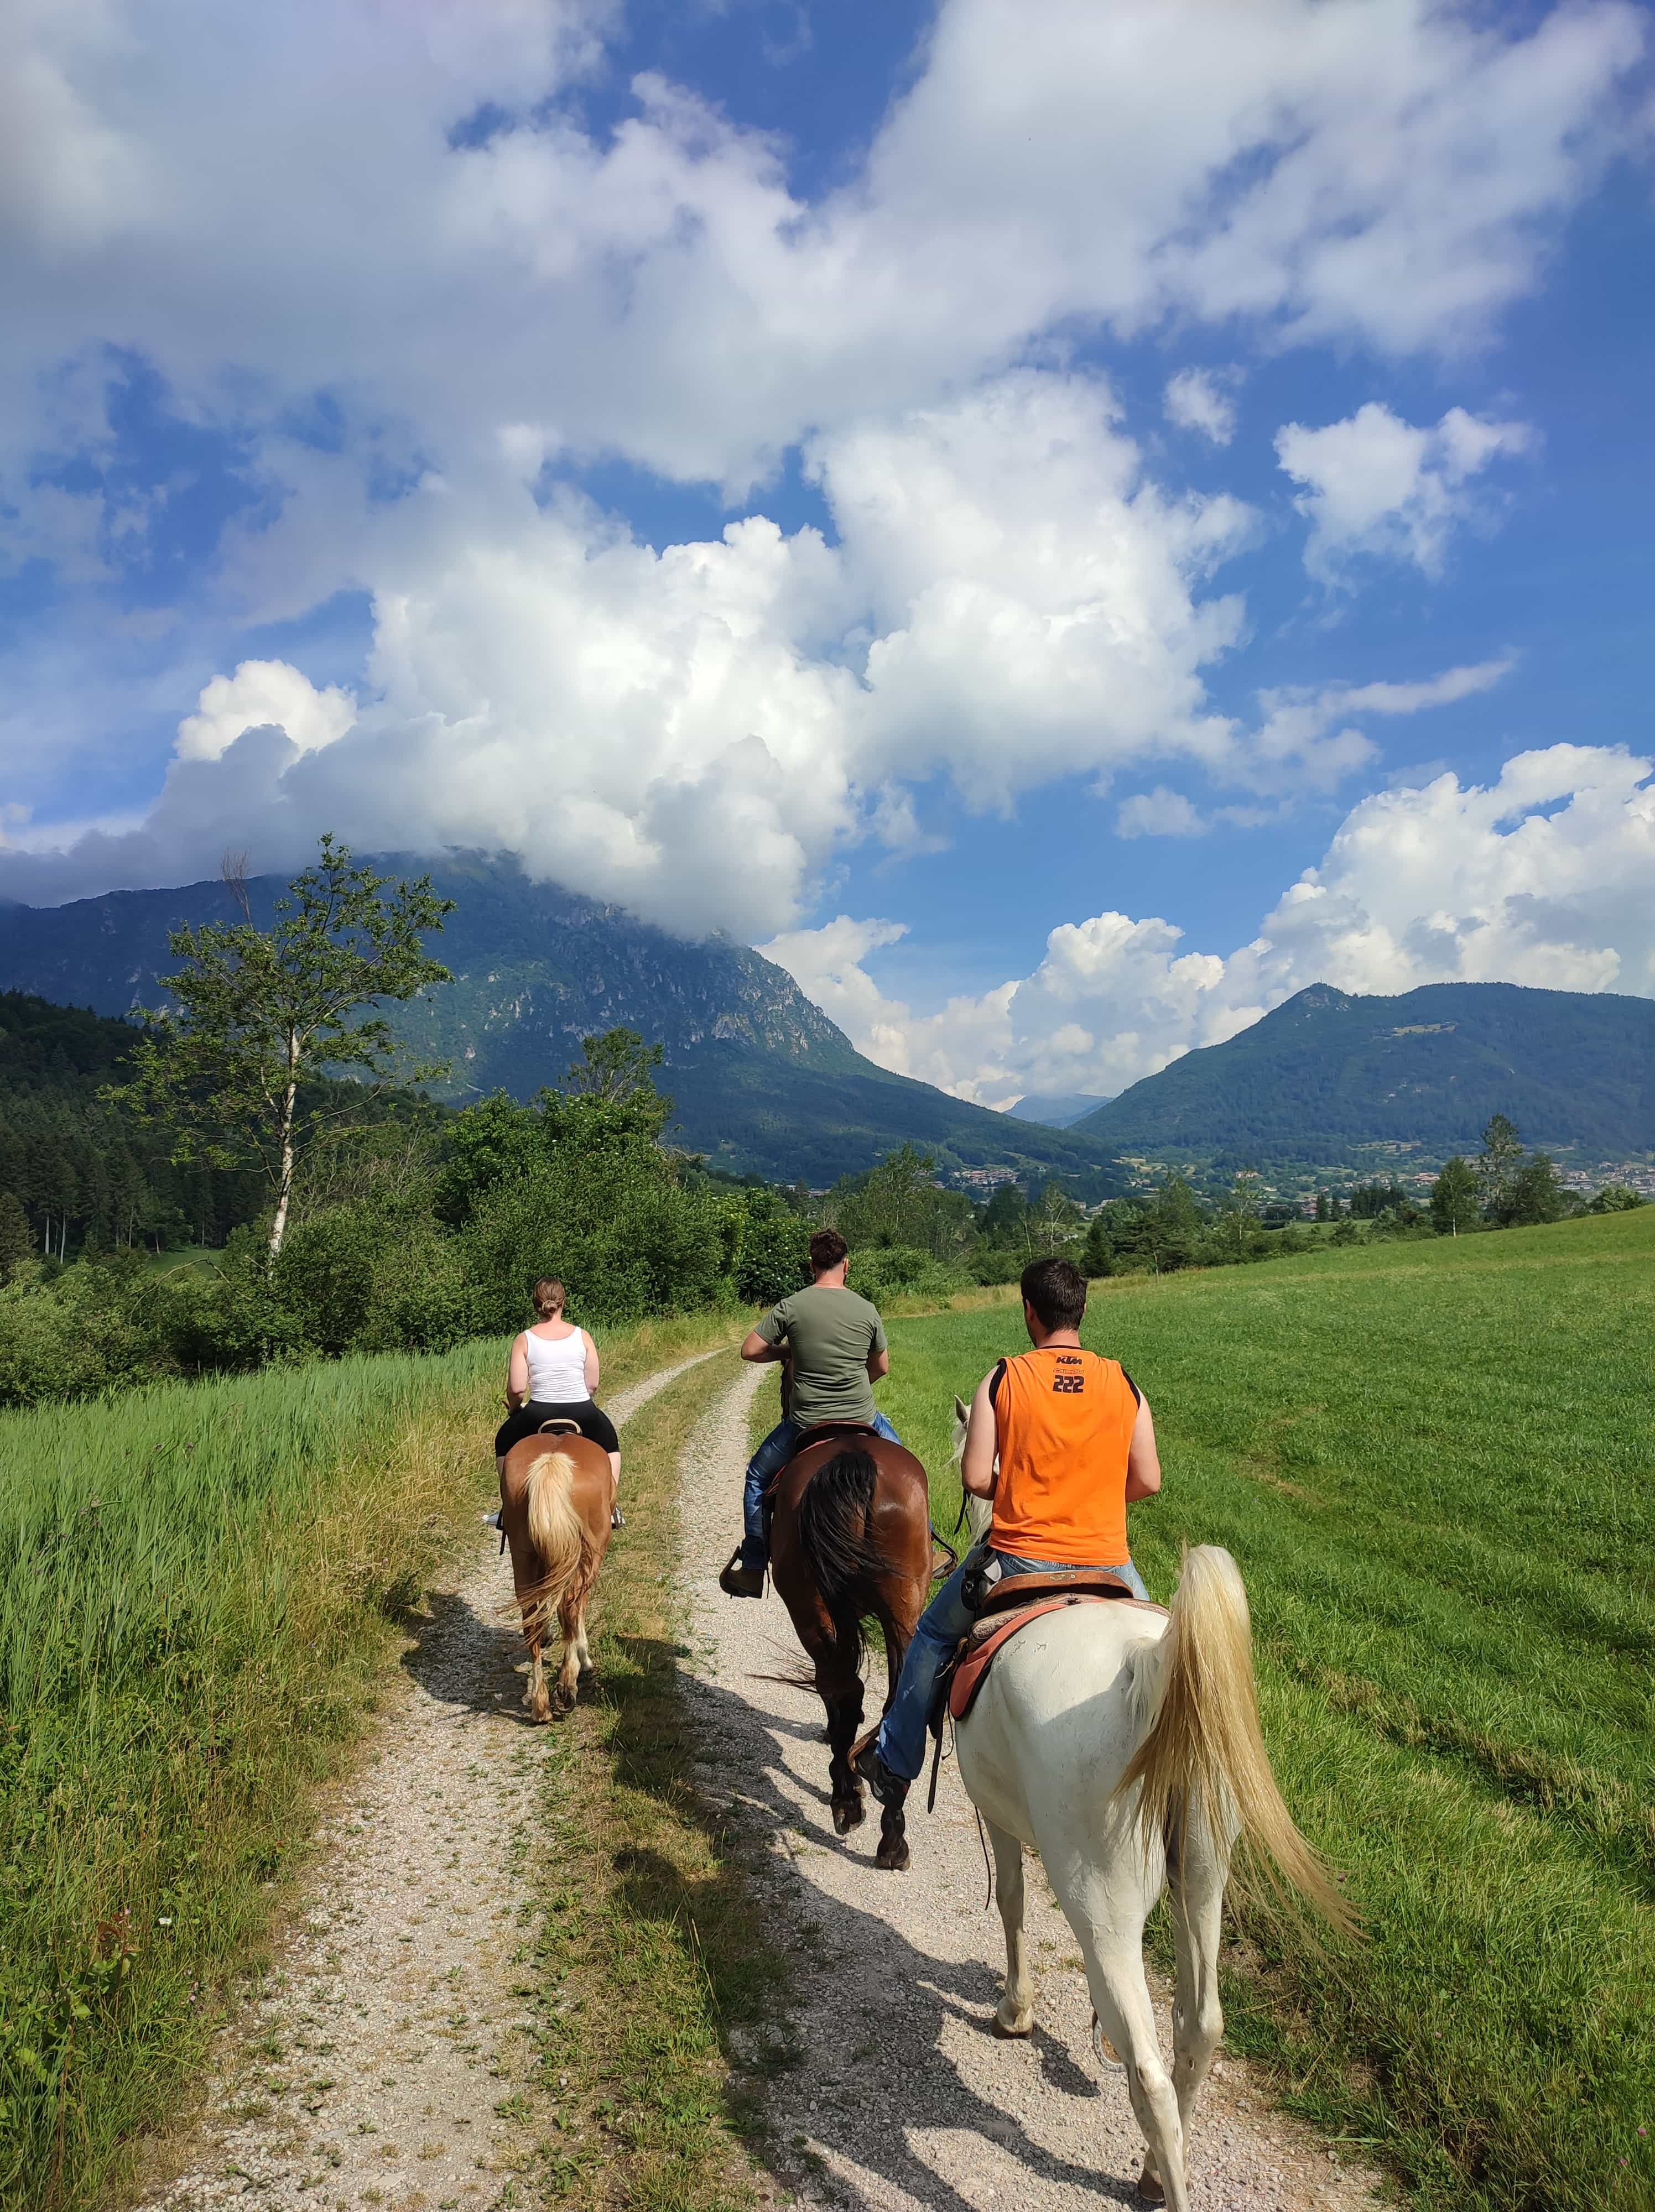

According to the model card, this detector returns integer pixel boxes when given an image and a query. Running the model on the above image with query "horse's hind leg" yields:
[552,1576,587,1715]
[872,1598,914,1872]
[825,1676,866,1835]
[1159,1803,1229,2191]
[986,1819,1034,2036]
[1059,1886,1188,2211]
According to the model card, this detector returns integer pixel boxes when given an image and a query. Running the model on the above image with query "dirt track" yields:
[142,1352,717,2212]
[680,1363,1385,2212]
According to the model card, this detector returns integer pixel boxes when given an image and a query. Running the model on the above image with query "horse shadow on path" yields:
[399,1584,546,1729]
[655,1653,1142,2212]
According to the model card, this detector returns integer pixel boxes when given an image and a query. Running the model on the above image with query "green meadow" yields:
[0,1312,728,2211]
[880,1208,1655,2212]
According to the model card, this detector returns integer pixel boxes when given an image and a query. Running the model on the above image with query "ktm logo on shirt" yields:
[1055,1353,1083,1364]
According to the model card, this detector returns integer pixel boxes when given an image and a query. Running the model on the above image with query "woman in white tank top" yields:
[493,1277,623,1526]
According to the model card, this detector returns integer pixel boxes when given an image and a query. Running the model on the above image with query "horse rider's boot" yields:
[719,1548,765,1598]
[851,1742,906,1809]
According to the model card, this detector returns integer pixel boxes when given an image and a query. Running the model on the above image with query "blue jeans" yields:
[740,1412,903,1572]
[875,1548,1151,1782]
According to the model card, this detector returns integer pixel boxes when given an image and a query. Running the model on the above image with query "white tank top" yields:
[523,1326,589,1402]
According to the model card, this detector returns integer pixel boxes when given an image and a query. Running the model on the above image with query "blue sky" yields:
[2,0,1652,1105]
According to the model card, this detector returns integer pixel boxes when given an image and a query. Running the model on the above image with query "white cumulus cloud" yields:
[1276,403,1534,580]
[175,660,357,763]
[1164,369,1239,446]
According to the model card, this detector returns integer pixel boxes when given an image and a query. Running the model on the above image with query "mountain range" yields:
[1071,980,1655,1164]
[0,854,1122,1191]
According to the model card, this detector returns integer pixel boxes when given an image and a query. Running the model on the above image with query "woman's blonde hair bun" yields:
[531,1277,567,1319]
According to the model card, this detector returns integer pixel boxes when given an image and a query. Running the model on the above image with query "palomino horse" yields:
[947,1401,1352,2208]
[499,1420,613,1721]
[768,1427,934,1870]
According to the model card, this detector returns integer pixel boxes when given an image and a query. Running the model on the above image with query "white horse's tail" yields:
[522,1448,590,1633]
[1118,1544,1356,1936]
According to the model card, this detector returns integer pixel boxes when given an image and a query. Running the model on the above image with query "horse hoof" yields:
[1136,2165,1165,2204]
[1091,2010,1123,2068]
[992,2008,1033,2038]
[832,1796,866,1833]
[875,1838,910,1871]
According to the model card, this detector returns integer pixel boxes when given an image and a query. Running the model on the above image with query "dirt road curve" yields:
[143,1352,718,2212]
[680,1365,1385,2212]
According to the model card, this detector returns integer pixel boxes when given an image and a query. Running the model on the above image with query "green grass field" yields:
[876,1210,1655,2212]
[0,1311,731,2211]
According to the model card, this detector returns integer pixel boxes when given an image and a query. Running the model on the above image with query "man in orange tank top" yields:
[855,1256,1162,1803]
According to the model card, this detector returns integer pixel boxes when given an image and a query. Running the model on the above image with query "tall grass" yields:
[0,1311,733,2210]
[881,1208,1655,2212]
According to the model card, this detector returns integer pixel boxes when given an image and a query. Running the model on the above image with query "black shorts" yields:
[494,1399,620,1458]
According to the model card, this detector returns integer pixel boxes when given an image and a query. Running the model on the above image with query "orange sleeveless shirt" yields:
[989,1345,1138,1565]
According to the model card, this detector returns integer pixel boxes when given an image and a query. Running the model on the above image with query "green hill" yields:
[0,855,1122,1192]
[1071,980,1655,1166]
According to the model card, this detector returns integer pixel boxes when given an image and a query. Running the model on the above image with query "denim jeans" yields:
[875,1547,1151,1782]
[740,1411,903,1572]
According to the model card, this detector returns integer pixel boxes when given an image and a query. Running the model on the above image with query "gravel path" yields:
[680,1365,1386,2212]
[143,1351,720,2212]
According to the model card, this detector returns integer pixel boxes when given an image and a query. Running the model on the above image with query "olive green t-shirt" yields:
[756,1284,888,1427]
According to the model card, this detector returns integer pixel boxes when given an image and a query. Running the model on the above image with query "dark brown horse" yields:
[768,1427,935,1870]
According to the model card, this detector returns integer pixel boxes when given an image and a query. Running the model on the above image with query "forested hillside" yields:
[0,855,1119,1189]
[1072,981,1655,1162]
[0,992,261,1256]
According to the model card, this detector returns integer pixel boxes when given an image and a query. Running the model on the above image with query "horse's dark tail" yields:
[797,1447,887,1613]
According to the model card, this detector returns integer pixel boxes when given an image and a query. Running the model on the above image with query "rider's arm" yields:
[867,1345,889,1382]
[582,1331,600,1395]
[1125,1392,1162,1500]
[741,1328,788,1364]
[506,1333,529,1411]
[960,1366,1000,1497]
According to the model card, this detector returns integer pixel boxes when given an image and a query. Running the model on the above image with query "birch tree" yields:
[109,837,453,1256]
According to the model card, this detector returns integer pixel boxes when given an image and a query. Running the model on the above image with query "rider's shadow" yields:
[650,1661,1143,2212]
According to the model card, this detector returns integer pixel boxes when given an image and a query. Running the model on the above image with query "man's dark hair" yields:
[810,1227,849,1275]
[1022,1256,1087,1332]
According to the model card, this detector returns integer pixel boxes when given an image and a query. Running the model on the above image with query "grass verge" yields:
[0,1310,737,2212]
[524,1354,792,2212]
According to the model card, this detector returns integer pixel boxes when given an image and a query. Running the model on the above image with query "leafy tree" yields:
[1028,1178,1085,1256]
[1313,1191,1330,1223]
[1081,1211,1115,1279]
[1506,1151,1565,1227]
[1589,1183,1644,1213]
[1429,1156,1480,1237]
[1476,1113,1525,1223]
[1223,1170,1265,1259]
[979,1180,1031,1253]
[108,838,454,1255]
[565,1027,671,1136]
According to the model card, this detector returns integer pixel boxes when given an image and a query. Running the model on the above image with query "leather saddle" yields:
[945,1574,1165,1725]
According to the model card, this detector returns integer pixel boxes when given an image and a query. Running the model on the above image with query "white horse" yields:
[948,1398,1351,2208]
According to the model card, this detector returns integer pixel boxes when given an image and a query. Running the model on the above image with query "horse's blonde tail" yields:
[1117,1544,1357,1937]
[522,1449,587,1632]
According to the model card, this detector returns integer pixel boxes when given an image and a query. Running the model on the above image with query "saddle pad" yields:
[948,1595,1108,1724]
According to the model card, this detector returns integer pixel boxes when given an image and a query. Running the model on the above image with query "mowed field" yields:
[879,1209,1655,2212]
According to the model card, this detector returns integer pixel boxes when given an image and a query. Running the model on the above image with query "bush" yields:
[728,1193,811,1307]
[847,1244,968,1307]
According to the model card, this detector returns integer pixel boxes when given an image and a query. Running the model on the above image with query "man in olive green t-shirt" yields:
[719,1227,903,1597]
